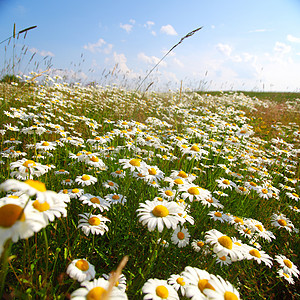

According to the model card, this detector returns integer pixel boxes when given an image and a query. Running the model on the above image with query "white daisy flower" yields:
[79,194,110,212]
[168,274,188,297]
[75,174,98,186]
[277,269,295,284]
[171,226,190,248]
[142,278,179,300]
[136,199,182,232]
[205,229,243,261]
[275,255,299,278]
[78,213,110,236]
[66,258,96,282]
[203,274,241,299]
[70,277,128,299]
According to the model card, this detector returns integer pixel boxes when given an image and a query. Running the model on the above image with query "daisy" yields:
[216,178,236,190]
[85,155,106,169]
[181,267,212,300]
[102,180,119,191]
[66,258,96,282]
[136,199,182,232]
[179,184,211,202]
[205,229,243,261]
[0,179,62,204]
[286,192,299,202]
[157,238,169,247]
[191,240,207,253]
[144,165,165,182]
[111,169,126,178]
[31,195,67,224]
[119,158,147,172]
[270,213,295,232]
[159,187,177,200]
[10,158,50,180]
[75,174,98,187]
[214,253,232,266]
[70,277,128,299]
[275,255,299,278]
[78,213,110,236]
[55,169,70,175]
[79,194,110,212]
[256,186,273,199]
[168,274,188,297]
[105,194,127,205]
[207,211,228,223]
[245,247,273,267]
[277,269,295,284]
[0,197,46,255]
[203,274,241,299]
[171,226,190,248]
[35,141,57,152]
[61,178,74,186]
[142,278,179,300]
[102,273,127,292]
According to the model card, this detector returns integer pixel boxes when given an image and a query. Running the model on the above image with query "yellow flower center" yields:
[90,156,99,162]
[292,193,299,197]
[222,179,230,185]
[219,256,227,261]
[224,291,239,300]
[88,217,101,226]
[283,259,292,268]
[174,179,184,185]
[32,200,50,212]
[218,236,233,249]
[115,170,123,174]
[278,219,287,226]
[197,241,204,247]
[198,279,215,293]
[148,168,157,175]
[176,277,185,286]
[90,197,100,204]
[188,187,199,195]
[261,189,268,194]
[86,287,107,300]
[214,212,222,218]
[72,188,80,193]
[25,180,46,192]
[108,182,114,186]
[155,285,169,299]
[165,190,173,197]
[75,259,89,271]
[129,159,141,166]
[249,249,261,258]
[112,195,120,200]
[255,224,264,232]
[190,145,200,152]
[152,205,169,217]
[178,171,188,178]
[23,160,36,167]
[177,232,185,240]
[250,181,257,187]
[0,204,25,227]
[42,142,49,146]
[82,175,91,181]
[234,217,244,225]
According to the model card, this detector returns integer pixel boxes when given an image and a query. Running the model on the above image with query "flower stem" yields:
[0,239,13,297]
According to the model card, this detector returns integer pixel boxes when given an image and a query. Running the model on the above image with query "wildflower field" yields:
[0,75,299,299]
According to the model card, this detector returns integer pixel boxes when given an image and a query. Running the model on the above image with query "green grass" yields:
[0,77,299,299]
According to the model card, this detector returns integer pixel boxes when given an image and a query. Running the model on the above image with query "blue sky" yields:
[1,0,300,91]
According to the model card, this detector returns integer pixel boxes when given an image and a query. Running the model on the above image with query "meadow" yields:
[0,74,299,299]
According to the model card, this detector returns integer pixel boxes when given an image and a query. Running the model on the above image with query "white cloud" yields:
[151,31,156,36]
[160,24,177,36]
[287,34,300,43]
[144,21,155,29]
[112,52,131,74]
[129,19,136,24]
[29,47,54,57]
[120,23,133,33]
[173,58,184,67]
[138,52,167,67]
[216,43,232,57]
[83,38,106,53]
[274,42,291,55]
